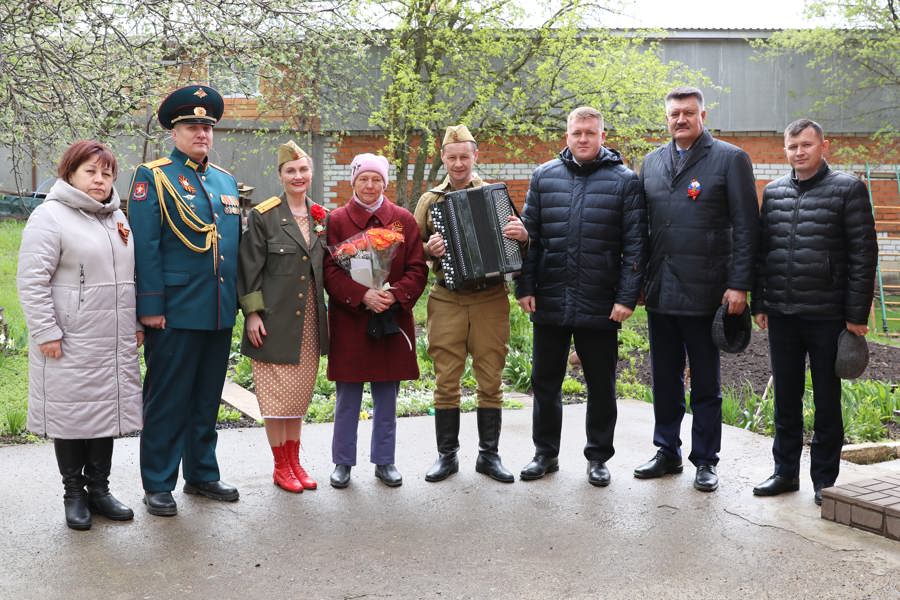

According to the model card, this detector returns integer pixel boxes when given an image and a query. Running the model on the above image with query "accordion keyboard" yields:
[492,186,521,267]
[430,182,522,291]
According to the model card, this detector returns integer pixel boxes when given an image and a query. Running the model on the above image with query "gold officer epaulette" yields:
[142,157,172,169]
[253,196,282,214]
[208,162,233,177]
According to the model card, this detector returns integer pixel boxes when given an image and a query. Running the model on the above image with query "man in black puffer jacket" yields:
[634,87,759,493]
[516,106,647,487]
[751,119,877,506]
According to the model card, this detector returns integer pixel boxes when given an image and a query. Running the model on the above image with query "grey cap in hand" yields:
[711,303,752,354]
[834,329,869,380]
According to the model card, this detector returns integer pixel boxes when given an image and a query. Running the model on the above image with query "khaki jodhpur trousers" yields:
[427,283,510,410]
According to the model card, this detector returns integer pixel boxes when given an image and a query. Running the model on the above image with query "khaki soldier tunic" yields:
[413,174,510,410]
[237,196,330,418]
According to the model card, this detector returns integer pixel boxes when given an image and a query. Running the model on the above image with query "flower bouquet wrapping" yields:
[328,227,411,346]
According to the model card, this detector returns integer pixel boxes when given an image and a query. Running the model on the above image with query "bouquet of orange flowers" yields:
[328,227,405,291]
[328,227,408,342]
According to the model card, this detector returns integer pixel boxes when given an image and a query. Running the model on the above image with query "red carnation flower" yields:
[310,203,327,221]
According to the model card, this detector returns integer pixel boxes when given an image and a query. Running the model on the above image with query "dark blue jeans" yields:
[530,323,618,462]
[647,312,722,466]
[767,315,844,487]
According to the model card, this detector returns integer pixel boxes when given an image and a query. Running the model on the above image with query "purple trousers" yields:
[332,381,399,466]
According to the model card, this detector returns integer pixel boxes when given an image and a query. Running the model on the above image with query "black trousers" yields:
[767,315,844,487]
[530,323,618,462]
[647,312,722,466]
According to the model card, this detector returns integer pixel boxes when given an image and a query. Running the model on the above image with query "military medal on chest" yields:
[220,194,241,215]
[178,174,196,194]
[687,178,702,200]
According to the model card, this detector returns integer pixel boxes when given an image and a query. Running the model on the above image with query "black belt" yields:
[436,277,504,291]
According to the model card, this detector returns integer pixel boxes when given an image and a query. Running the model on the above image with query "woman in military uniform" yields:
[237,142,330,493]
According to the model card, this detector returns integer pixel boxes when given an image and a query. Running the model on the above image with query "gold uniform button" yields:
[302,256,308,262]
[217,234,222,240]
[219,255,225,261]
[300,275,306,281]
[295,310,301,316]
[219,276,224,283]
[298,293,304,298]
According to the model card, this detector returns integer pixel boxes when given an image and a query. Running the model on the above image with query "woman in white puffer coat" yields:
[17,140,143,530]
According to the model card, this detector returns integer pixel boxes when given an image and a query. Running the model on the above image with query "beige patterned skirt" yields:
[252,281,320,419]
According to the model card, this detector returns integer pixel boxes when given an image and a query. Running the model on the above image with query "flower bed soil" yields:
[626,328,900,396]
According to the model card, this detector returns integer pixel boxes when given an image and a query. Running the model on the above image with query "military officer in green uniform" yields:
[128,85,242,516]
[414,125,528,484]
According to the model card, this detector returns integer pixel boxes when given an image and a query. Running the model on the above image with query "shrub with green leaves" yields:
[217,405,242,424]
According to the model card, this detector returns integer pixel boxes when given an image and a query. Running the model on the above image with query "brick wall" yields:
[318,132,900,273]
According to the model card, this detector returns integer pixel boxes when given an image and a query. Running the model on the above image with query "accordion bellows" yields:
[430,183,523,291]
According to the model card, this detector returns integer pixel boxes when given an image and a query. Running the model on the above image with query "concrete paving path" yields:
[1,398,898,599]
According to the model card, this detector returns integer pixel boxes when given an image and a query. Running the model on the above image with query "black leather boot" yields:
[85,438,134,521]
[425,409,460,482]
[54,439,91,530]
[474,408,514,483]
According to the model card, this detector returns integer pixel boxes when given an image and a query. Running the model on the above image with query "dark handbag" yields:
[366,304,401,339]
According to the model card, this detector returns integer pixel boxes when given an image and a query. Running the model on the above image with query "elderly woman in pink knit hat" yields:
[324,153,428,489]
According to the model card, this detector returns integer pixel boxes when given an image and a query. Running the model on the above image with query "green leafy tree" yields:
[759,0,900,160]
[366,0,710,208]
[0,0,365,193]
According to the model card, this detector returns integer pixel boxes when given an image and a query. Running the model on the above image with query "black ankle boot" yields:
[474,408,514,483]
[425,409,460,482]
[85,438,134,521]
[54,439,91,530]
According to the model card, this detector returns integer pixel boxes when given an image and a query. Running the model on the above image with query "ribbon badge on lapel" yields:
[178,174,196,194]
[117,222,130,245]
[687,179,702,201]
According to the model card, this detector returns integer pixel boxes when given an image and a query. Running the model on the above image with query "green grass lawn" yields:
[870,293,900,347]
[0,220,28,435]
[0,220,26,347]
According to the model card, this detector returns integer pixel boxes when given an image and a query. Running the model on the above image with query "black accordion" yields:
[430,183,523,291]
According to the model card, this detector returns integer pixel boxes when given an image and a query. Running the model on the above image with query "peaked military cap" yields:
[834,329,869,379]
[711,303,751,354]
[277,140,310,169]
[157,85,224,130]
[442,124,476,147]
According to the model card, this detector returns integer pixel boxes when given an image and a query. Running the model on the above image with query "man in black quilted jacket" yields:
[751,118,877,506]
[516,106,647,487]
[634,87,759,493]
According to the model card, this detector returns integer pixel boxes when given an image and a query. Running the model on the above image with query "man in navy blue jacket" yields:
[516,106,647,487]
[635,87,759,493]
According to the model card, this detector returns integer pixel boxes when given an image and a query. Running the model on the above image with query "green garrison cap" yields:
[157,85,224,130]
[277,140,310,169]
[442,124,476,147]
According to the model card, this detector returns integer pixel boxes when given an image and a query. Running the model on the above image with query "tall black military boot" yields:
[85,438,134,521]
[474,408,514,483]
[425,409,460,482]
[54,439,91,530]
